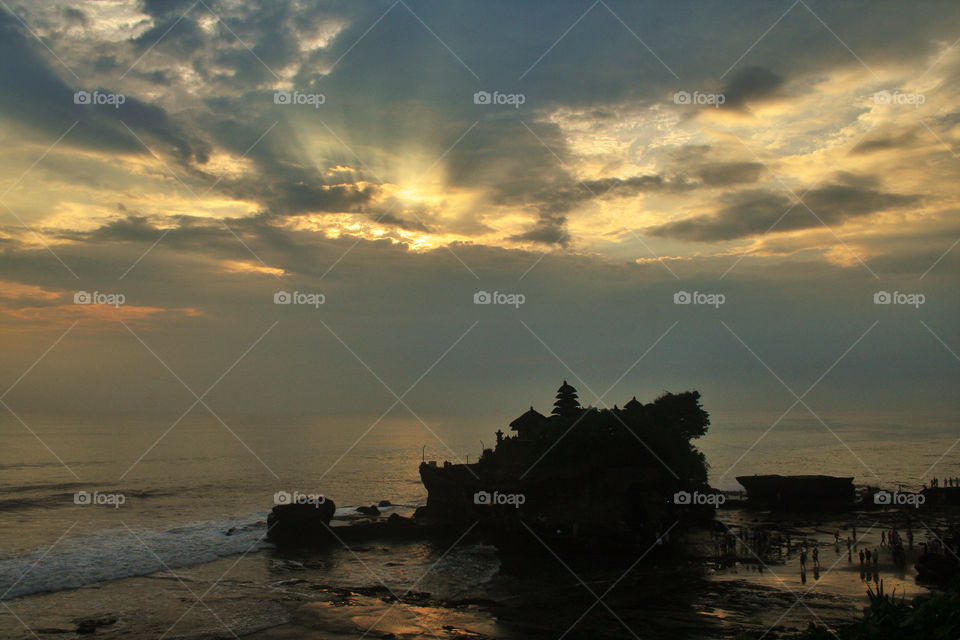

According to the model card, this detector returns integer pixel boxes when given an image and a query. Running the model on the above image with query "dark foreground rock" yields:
[356,504,380,516]
[266,499,449,549]
[75,614,117,634]
[736,474,855,510]
[916,552,960,583]
[267,499,337,548]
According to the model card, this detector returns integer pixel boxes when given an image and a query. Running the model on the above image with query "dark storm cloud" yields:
[852,130,922,155]
[373,212,432,233]
[138,0,210,18]
[132,14,207,54]
[500,173,687,246]
[581,175,690,195]
[87,214,164,243]
[719,67,785,110]
[233,179,378,218]
[509,216,571,247]
[694,162,766,186]
[648,178,922,242]
[62,7,87,27]
[0,7,205,161]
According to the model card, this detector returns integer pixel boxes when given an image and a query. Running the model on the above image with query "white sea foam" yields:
[0,514,269,600]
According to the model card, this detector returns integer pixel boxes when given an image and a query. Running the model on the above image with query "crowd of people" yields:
[926,477,960,488]
[711,520,958,584]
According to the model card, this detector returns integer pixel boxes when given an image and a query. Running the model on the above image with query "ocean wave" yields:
[0,514,270,600]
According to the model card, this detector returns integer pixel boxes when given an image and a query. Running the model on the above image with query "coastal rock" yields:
[418,384,713,553]
[356,505,380,517]
[378,500,392,507]
[75,615,117,634]
[915,552,960,583]
[267,498,337,548]
[736,475,855,510]
[386,513,413,526]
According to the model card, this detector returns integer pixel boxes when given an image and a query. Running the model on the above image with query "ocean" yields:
[0,411,957,637]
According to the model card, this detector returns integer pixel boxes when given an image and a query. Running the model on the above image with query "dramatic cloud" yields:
[648,177,922,242]
[0,0,958,427]
[693,162,766,186]
[719,66,785,111]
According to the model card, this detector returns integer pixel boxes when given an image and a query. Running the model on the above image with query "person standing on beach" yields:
[859,549,864,566]
[812,546,820,568]
[800,549,807,569]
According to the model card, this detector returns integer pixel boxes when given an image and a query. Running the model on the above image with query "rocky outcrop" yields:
[267,498,336,548]
[736,475,855,510]
[418,389,713,552]
[915,552,960,583]
[75,615,117,634]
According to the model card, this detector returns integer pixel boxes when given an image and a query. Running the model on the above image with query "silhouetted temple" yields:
[418,379,713,553]
[508,406,546,441]
[552,380,581,416]
[507,381,584,439]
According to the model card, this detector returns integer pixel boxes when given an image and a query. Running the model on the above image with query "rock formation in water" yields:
[418,381,714,551]
[267,498,336,547]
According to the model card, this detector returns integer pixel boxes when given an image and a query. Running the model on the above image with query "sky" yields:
[1,0,959,441]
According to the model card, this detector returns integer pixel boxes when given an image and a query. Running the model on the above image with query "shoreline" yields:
[3,504,953,639]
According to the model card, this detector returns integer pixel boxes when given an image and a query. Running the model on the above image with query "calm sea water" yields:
[0,411,957,601]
